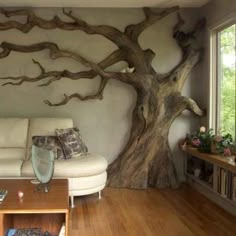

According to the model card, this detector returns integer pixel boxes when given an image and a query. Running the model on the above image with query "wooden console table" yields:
[0,179,69,236]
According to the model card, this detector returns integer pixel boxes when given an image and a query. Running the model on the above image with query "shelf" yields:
[0,179,69,236]
[182,146,236,209]
[185,173,213,191]
[182,146,236,173]
[2,213,65,236]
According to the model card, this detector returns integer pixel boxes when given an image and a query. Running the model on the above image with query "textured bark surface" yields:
[0,8,205,188]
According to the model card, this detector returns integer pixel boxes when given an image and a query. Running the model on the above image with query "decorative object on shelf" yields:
[31,145,54,192]
[187,127,235,156]
[212,133,234,156]
[59,223,65,236]
[188,126,214,153]
[43,231,51,236]
[6,228,42,236]
[17,190,24,201]
[0,189,8,202]
[194,168,201,177]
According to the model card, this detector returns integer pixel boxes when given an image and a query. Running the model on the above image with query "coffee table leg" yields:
[70,195,74,208]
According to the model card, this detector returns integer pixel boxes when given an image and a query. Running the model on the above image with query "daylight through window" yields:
[217,24,236,139]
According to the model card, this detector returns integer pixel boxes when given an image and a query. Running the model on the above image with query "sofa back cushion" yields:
[0,118,29,148]
[26,118,73,159]
[0,118,29,160]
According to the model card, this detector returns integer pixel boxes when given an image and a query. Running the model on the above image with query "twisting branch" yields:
[125,7,179,41]
[173,13,184,34]
[0,65,89,87]
[0,41,107,77]
[0,8,128,48]
[160,48,202,89]
[0,59,48,86]
[44,77,109,106]
[168,94,204,120]
[0,49,126,87]
[179,96,205,116]
[0,41,143,105]
[173,14,206,55]
[158,13,205,87]
[32,59,45,74]
[0,7,181,74]
[0,8,34,18]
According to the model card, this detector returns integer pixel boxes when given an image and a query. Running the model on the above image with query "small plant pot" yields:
[211,142,218,154]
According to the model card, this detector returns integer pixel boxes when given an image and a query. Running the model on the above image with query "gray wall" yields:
[203,0,236,26]
[0,8,201,180]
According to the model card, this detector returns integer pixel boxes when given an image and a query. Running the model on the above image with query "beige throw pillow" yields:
[55,127,88,159]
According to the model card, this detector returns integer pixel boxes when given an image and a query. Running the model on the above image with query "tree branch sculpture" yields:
[0,7,205,189]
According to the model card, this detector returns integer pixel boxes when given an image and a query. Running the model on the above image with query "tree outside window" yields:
[217,24,236,139]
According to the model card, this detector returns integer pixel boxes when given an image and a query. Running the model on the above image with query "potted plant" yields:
[189,127,214,153]
[212,133,234,156]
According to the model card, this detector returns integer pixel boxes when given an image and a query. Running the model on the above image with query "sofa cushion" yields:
[27,118,73,148]
[69,172,107,192]
[56,127,88,159]
[21,154,108,178]
[0,159,23,177]
[32,136,65,160]
[0,118,29,148]
[0,148,25,160]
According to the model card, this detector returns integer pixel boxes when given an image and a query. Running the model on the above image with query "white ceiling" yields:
[0,0,211,8]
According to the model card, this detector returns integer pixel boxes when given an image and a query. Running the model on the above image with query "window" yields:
[215,24,236,138]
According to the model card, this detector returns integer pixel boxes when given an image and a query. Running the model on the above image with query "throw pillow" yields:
[32,136,65,160]
[55,127,88,159]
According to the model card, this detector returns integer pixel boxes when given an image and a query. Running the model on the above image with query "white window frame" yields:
[210,15,236,133]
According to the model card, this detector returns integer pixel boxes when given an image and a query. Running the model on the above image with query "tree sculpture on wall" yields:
[0,7,205,189]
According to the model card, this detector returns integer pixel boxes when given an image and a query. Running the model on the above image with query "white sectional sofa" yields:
[0,118,108,207]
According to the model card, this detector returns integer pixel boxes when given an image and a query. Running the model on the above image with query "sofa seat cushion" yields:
[0,159,23,177]
[21,154,108,178]
[69,172,107,192]
[0,148,25,160]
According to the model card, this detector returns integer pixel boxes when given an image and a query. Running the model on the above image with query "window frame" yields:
[210,18,236,134]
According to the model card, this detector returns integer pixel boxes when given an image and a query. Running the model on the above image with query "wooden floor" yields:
[69,184,236,236]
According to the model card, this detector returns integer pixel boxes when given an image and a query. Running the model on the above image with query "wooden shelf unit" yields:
[182,146,236,206]
[0,179,69,236]
[183,146,236,172]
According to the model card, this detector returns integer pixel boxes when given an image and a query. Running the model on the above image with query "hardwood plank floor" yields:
[69,184,236,236]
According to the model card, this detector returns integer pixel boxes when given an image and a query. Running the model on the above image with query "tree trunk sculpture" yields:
[0,7,205,189]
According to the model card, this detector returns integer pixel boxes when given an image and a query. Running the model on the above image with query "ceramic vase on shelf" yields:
[210,141,218,154]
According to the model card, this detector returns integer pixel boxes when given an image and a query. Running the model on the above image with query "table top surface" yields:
[0,179,68,213]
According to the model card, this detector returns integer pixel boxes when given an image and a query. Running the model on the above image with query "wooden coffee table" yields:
[0,179,69,236]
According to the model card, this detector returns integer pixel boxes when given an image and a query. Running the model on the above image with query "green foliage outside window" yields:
[219,24,236,139]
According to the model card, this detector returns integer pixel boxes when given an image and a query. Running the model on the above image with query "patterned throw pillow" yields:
[32,136,65,160]
[55,127,88,159]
